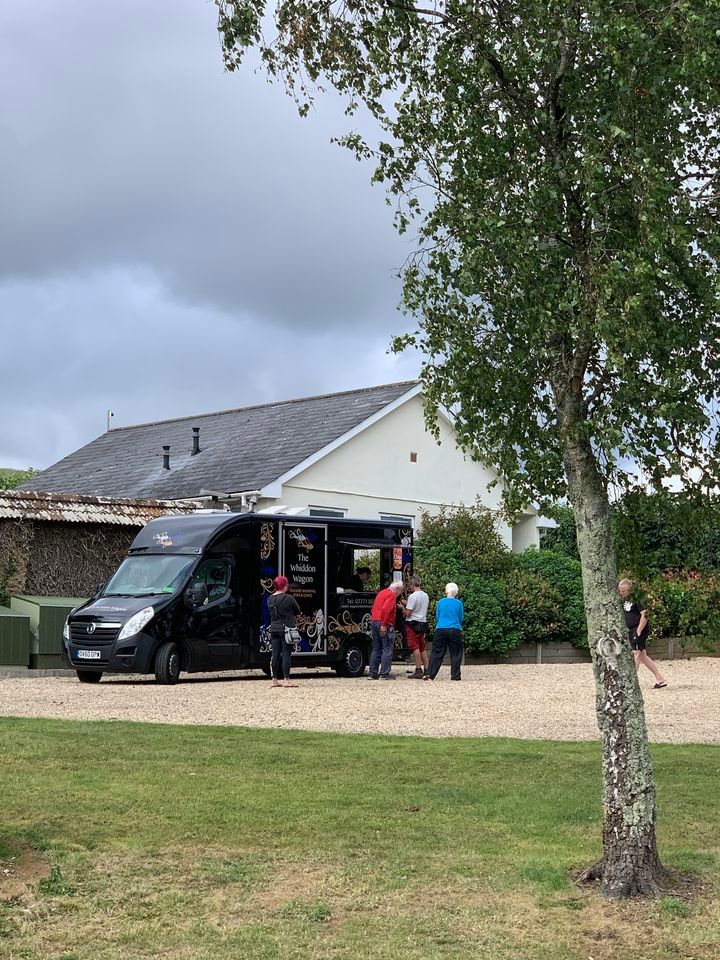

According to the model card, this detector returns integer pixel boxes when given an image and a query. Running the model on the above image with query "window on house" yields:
[379,514,414,527]
[308,506,346,518]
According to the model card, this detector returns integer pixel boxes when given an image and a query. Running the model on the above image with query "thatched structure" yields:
[0,492,198,601]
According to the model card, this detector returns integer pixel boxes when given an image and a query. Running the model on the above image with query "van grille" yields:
[69,622,120,645]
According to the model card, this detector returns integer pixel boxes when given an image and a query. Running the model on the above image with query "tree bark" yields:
[556,394,661,898]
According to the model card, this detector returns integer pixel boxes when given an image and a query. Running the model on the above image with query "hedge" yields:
[414,503,718,658]
[414,503,586,657]
[632,570,720,655]
[517,548,587,648]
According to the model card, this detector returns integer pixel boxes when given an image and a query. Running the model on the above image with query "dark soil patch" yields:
[0,842,50,903]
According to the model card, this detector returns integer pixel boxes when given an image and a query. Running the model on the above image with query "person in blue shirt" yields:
[425,582,465,681]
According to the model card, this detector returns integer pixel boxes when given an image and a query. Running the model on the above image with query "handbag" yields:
[285,626,301,646]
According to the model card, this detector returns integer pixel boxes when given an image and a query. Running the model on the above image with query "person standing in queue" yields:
[368,579,405,680]
[399,575,430,679]
[268,575,301,688]
[618,579,667,688]
[425,582,465,681]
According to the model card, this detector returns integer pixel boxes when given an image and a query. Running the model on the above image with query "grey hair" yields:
[618,578,633,589]
[445,582,459,597]
[389,579,404,591]
[410,575,422,587]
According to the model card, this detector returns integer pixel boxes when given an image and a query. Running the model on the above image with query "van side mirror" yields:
[186,582,209,608]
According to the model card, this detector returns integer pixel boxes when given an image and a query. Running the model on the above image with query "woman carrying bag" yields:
[268,575,301,688]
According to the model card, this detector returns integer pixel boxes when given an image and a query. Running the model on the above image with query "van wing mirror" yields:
[186,582,209,608]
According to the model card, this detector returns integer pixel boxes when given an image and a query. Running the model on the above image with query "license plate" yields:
[76,649,102,660]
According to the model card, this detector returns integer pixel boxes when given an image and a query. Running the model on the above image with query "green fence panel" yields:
[10,596,88,669]
[0,606,31,667]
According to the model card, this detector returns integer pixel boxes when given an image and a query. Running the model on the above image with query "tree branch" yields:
[384,2,450,23]
[546,29,570,125]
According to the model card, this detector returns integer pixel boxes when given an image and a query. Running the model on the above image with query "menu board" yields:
[282,524,326,654]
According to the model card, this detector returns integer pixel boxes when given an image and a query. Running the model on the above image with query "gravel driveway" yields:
[1,659,719,743]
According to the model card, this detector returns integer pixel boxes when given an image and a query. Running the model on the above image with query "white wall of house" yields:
[257,395,539,550]
[511,514,541,553]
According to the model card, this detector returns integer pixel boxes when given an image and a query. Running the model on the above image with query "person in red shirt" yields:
[368,580,404,680]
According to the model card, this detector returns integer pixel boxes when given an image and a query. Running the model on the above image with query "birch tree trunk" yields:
[557,394,661,897]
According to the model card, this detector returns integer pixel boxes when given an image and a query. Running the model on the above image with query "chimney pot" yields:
[162,445,171,470]
[191,426,201,456]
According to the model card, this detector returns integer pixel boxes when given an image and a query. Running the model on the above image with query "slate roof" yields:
[20,382,418,501]
[0,491,197,525]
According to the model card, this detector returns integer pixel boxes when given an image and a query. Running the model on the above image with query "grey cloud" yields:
[0,0,420,472]
[0,271,418,469]
[0,0,406,328]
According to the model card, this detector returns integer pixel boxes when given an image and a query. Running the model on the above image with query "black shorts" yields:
[630,628,649,652]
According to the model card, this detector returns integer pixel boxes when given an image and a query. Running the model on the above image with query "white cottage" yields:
[20,381,546,550]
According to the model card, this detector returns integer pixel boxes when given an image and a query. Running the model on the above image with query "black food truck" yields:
[61,512,413,684]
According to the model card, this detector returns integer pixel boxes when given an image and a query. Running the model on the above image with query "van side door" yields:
[186,557,239,669]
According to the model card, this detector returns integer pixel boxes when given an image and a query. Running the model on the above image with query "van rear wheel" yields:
[77,670,103,684]
[336,642,367,678]
[155,642,181,685]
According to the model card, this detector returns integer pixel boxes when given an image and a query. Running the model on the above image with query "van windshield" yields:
[104,556,196,597]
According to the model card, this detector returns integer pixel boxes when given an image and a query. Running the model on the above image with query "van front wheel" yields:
[77,670,102,684]
[337,642,367,678]
[155,642,181,685]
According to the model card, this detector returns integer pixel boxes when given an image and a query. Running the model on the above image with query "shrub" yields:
[0,467,37,491]
[504,568,565,647]
[539,504,578,560]
[518,549,587,648]
[415,509,522,657]
[461,577,517,657]
[416,504,521,658]
[415,503,588,656]
[414,538,468,609]
[544,489,720,575]
[642,571,720,655]
[613,490,720,577]
[417,501,512,577]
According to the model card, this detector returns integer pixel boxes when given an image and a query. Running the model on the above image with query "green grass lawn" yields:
[0,718,718,960]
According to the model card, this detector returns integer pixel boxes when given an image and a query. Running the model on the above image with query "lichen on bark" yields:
[563,425,661,897]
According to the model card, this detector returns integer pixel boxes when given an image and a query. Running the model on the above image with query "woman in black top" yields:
[618,579,667,688]
[268,575,301,687]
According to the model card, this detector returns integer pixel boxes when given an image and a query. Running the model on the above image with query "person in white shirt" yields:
[399,575,430,679]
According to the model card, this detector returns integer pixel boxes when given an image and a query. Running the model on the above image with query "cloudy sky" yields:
[0,0,418,471]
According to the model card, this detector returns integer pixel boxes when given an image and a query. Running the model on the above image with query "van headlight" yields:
[63,619,70,640]
[118,607,155,640]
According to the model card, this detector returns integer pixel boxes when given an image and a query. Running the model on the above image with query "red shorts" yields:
[405,623,427,652]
